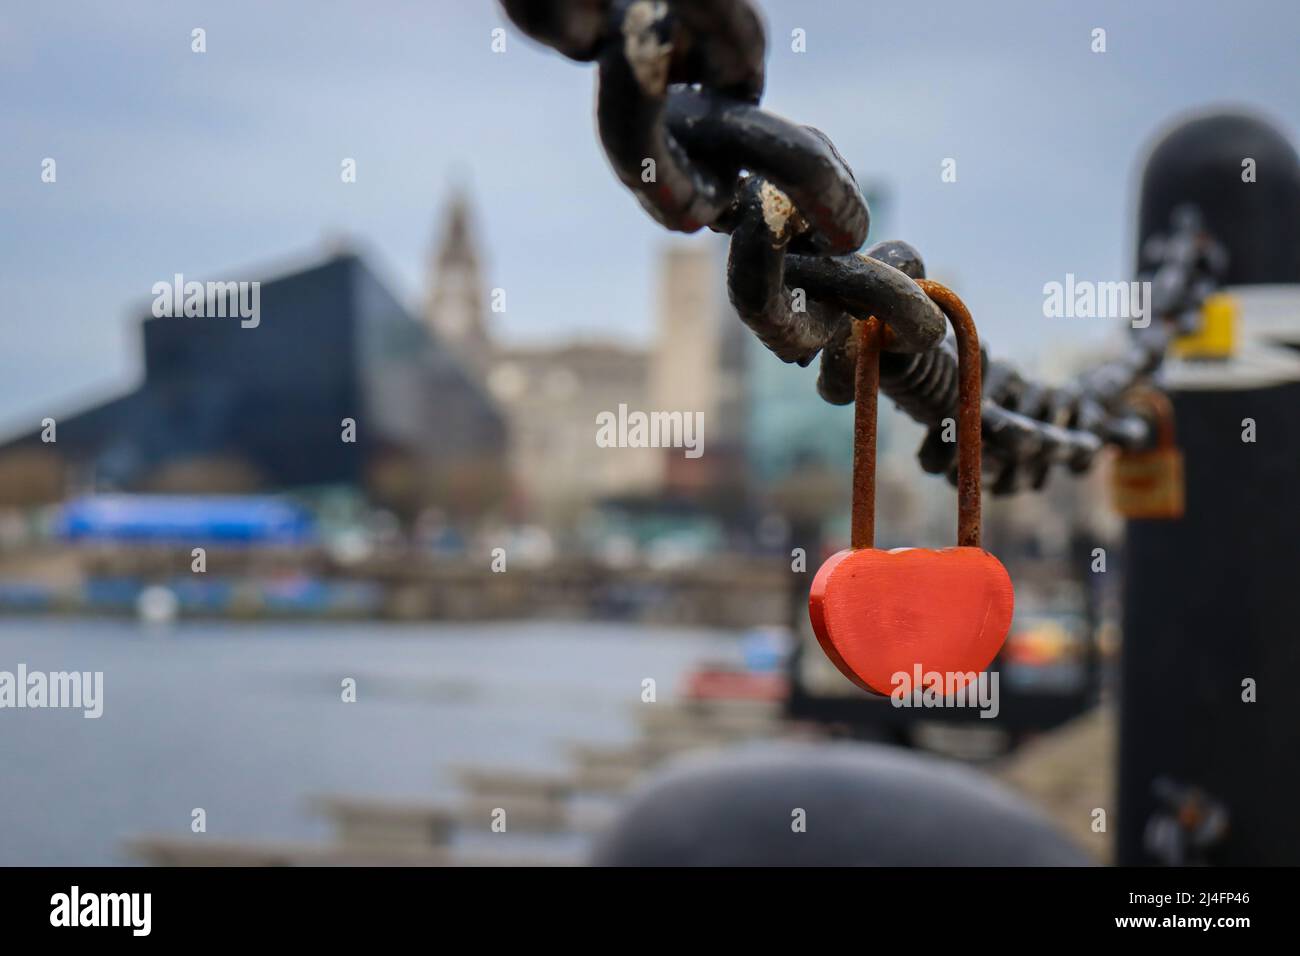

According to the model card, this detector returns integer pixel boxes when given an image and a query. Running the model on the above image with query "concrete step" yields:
[308,792,615,840]
[306,794,458,847]
[452,765,573,800]
[634,700,780,737]
[123,834,577,867]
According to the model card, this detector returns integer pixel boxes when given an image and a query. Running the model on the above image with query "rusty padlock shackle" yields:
[1124,386,1177,450]
[851,280,983,551]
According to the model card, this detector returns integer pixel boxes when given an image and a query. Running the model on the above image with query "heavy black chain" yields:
[500,0,1226,494]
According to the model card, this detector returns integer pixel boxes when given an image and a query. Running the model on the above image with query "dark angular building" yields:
[0,251,508,520]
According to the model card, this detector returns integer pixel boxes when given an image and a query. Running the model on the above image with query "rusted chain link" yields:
[499,0,1226,494]
[890,207,1225,492]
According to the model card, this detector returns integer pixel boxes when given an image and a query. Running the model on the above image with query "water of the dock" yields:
[0,616,740,865]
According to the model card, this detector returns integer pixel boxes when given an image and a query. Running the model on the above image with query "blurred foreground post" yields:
[1118,112,1300,865]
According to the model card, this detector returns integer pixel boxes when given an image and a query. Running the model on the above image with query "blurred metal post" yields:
[1119,111,1300,865]
[1118,371,1300,864]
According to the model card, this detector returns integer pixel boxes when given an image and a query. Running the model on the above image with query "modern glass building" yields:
[0,251,508,522]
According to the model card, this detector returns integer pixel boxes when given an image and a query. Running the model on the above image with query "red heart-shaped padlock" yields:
[807,284,1015,696]
[809,546,1014,696]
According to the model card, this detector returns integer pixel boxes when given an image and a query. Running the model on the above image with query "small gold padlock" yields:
[1111,389,1184,519]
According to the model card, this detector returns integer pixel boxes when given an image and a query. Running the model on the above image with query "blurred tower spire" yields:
[425,187,490,367]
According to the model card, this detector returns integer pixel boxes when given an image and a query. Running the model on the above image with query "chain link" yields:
[500,0,1227,494]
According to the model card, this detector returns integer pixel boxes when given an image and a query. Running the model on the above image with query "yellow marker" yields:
[1173,293,1238,359]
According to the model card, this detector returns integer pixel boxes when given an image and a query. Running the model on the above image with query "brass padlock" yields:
[1111,389,1184,519]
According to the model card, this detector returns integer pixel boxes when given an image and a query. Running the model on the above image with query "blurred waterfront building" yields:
[428,193,750,528]
[423,193,660,524]
[424,190,492,373]
[487,342,660,524]
[649,240,750,504]
[0,251,508,523]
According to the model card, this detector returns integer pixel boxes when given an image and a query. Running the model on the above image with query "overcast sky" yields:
[3,0,1298,437]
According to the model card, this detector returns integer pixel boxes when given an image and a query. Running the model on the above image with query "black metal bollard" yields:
[1119,111,1300,865]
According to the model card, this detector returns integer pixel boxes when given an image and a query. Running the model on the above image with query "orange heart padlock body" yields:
[809,546,1014,697]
